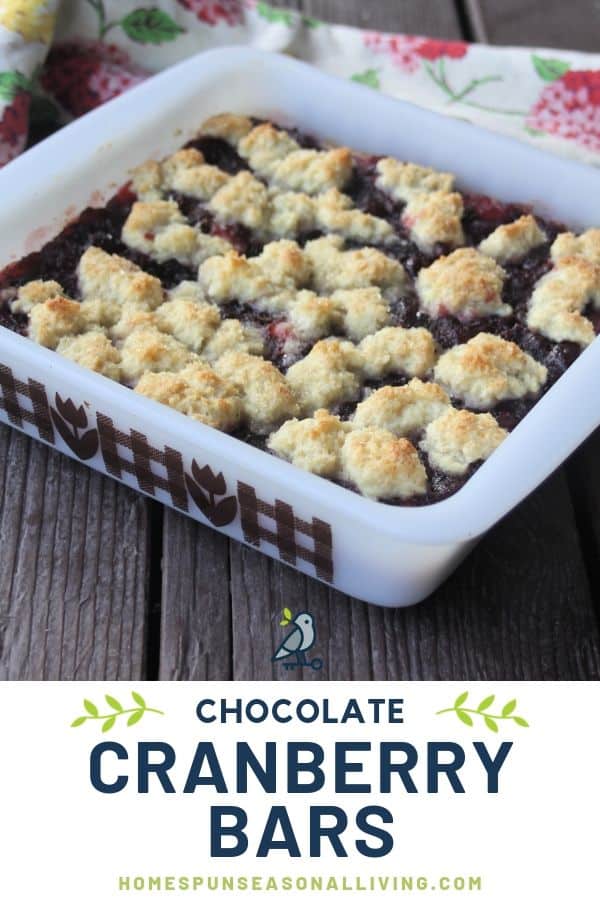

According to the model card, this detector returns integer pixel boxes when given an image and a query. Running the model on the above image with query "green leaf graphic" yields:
[438,693,530,731]
[256,2,294,25]
[106,695,123,712]
[351,69,381,90]
[454,691,469,709]
[0,71,31,101]
[532,55,570,82]
[121,8,184,44]
[457,709,473,726]
[302,16,321,28]
[70,693,163,731]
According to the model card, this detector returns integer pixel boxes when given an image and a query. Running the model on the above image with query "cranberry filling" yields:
[346,156,396,220]
[0,290,26,336]
[587,306,600,334]
[184,135,248,174]
[461,193,529,244]
[166,192,264,257]
[0,190,195,297]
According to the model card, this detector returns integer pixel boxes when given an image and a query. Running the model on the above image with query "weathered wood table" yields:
[1,0,599,681]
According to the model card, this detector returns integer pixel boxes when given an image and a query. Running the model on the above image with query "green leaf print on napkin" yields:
[532,54,571,81]
[256,3,295,27]
[0,71,32,101]
[121,8,185,44]
[351,69,381,89]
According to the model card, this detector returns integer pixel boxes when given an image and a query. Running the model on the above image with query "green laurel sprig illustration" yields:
[436,692,529,732]
[71,692,164,732]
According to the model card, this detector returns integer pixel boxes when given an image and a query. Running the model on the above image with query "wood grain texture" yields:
[0,424,150,680]
[228,474,600,681]
[566,429,600,621]
[473,0,600,51]
[275,0,463,34]
[160,511,232,680]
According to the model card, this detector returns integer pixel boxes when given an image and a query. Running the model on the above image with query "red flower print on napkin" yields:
[0,72,31,167]
[364,32,468,72]
[527,67,600,153]
[41,41,148,117]
[364,33,424,73]
[416,39,468,61]
[177,0,244,26]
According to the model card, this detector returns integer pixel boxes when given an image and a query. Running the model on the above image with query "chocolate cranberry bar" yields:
[1,113,598,506]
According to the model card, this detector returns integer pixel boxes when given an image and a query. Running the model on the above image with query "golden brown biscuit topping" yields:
[527,256,600,346]
[420,409,507,475]
[341,429,428,500]
[417,248,509,320]
[434,333,547,408]
[479,214,546,263]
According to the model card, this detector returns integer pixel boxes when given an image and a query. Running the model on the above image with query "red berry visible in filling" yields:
[211,221,252,255]
[465,193,514,222]
[267,320,294,343]
[264,321,308,369]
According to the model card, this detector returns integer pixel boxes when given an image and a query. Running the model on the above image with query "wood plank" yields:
[385,474,599,680]
[0,424,150,680]
[228,473,599,680]
[221,540,383,680]
[463,0,489,42]
[276,0,463,35]
[566,429,600,626]
[473,0,600,51]
[159,511,232,680]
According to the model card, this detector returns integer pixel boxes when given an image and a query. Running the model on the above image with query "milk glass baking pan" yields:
[0,48,599,607]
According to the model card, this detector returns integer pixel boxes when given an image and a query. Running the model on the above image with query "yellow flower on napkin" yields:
[0,0,56,44]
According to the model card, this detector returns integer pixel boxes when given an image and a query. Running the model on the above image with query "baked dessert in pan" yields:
[1,113,598,506]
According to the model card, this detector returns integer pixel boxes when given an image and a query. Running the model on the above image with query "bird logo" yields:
[272,609,324,671]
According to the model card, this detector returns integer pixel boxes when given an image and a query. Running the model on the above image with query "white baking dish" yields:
[0,47,599,608]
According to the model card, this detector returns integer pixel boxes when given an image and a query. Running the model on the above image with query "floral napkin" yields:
[0,0,599,168]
